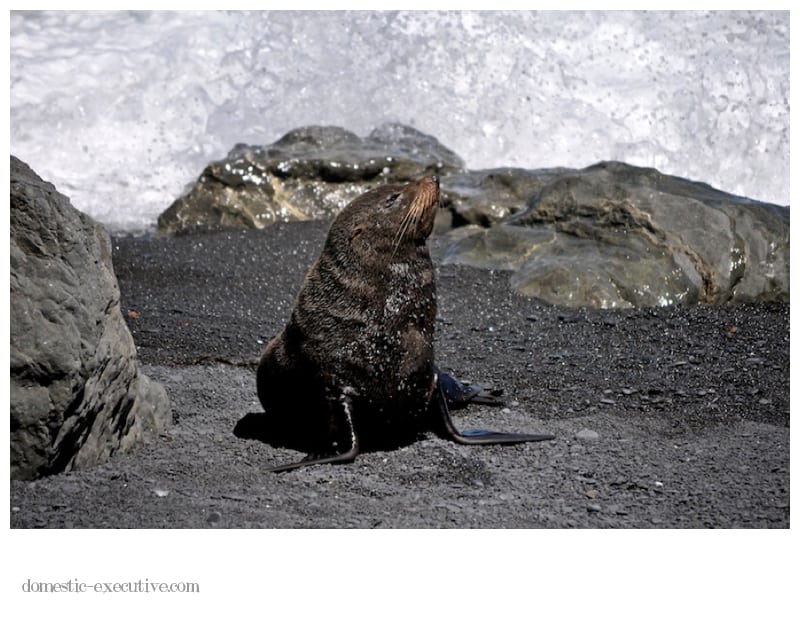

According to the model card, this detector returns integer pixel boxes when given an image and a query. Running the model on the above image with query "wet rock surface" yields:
[158,126,789,308]
[440,167,570,227]
[443,161,789,308]
[9,223,789,528]
[10,157,171,480]
[158,123,463,233]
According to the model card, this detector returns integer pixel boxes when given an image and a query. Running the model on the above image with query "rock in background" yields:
[444,161,789,308]
[158,123,463,233]
[158,124,789,308]
[10,156,171,480]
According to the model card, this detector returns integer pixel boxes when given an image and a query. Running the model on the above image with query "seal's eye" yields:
[383,192,401,208]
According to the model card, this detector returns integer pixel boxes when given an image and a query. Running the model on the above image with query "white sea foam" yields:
[9,10,789,232]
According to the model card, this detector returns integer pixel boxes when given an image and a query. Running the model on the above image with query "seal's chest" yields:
[350,374,435,447]
[381,261,435,319]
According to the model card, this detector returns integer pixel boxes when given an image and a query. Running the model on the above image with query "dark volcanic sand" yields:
[10,222,789,528]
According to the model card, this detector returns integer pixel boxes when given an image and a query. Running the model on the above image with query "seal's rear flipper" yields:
[432,375,555,445]
[450,428,555,444]
[436,367,506,408]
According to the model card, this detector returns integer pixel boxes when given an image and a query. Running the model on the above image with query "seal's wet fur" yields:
[253,176,553,472]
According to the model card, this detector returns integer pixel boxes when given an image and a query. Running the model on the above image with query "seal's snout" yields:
[428,175,442,210]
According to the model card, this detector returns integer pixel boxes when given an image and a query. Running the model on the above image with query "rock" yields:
[157,126,789,309]
[441,167,568,227]
[159,125,565,235]
[10,156,171,480]
[158,123,464,234]
[443,161,789,308]
[576,429,600,441]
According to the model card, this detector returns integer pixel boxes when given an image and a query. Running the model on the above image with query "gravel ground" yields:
[9,223,790,528]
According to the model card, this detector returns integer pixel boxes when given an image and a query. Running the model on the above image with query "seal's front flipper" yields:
[432,375,555,445]
[268,444,359,473]
[267,387,360,473]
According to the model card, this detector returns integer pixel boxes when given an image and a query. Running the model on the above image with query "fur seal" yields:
[253,175,554,472]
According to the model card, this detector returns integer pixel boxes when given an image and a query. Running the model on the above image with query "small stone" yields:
[758,398,772,405]
[576,429,600,441]
[585,489,599,499]
[207,511,222,524]
[153,488,169,498]
[587,503,601,513]
[599,398,616,405]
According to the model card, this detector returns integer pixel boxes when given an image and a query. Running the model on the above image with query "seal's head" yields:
[325,175,441,269]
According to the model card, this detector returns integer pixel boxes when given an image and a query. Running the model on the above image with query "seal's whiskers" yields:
[391,205,419,257]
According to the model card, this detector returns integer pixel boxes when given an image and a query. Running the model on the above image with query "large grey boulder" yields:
[442,162,789,308]
[10,156,171,480]
[158,123,464,234]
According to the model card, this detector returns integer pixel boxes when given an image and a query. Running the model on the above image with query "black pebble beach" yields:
[10,222,790,528]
